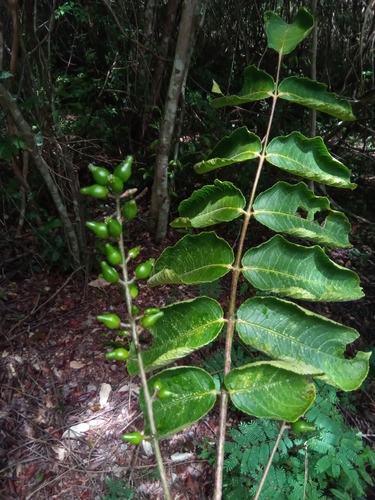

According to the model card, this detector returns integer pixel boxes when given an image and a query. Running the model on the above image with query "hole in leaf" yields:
[314,210,330,227]
[296,206,308,219]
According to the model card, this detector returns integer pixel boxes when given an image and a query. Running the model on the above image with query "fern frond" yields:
[309,435,336,454]
[289,482,304,500]
[315,414,342,434]
[222,382,374,500]
[315,455,331,474]
[260,441,272,466]
[224,453,240,472]
[357,465,374,486]
[262,419,279,439]
[329,488,352,500]
[341,462,362,492]
[241,445,261,475]
[241,420,267,444]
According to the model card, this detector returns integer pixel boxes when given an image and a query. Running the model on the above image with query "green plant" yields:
[32,216,68,268]
[81,155,172,498]
[102,478,135,500]
[119,8,370,499]
[221,383,375,499]
[83,10,371,500]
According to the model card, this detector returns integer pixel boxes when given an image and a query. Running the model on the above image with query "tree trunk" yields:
[0,83,81,266]
[141,0,179,142]
[148,0,203,243]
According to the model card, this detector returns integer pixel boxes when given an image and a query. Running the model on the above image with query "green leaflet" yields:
[148,232,234,286]
[253,181,351,248]
[171,180,246,228]
[194,127,261,174]
[266,132,356,189]
[210,66,275,108]
[264,8,314,55]
[225,362,316,421]
[241,234,363,301]
[236,296,370,391]
[140,367,216,438]
[278,77,356,121]
[127,297,224,375]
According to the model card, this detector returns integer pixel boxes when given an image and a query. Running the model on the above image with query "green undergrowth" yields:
[198,365,375,500]
[102,478,135,500]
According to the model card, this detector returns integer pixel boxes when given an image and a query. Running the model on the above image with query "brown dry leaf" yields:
[52,445,67,461]
[44,394,57,408]
[70,360,91,369]
[23,465,39,478]
[33,407,48,425]
[88,278,110,288]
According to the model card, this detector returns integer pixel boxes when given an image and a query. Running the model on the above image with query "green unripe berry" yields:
[80,185,108,198]
[104,243,122,266]
[88,164,110,185]
[107,174,124,194]
[135,259,155,279]
[114,156,133,182]
[291,420,316,433]
[128,283,139,298]
[128,246,141,259]
[97,313,121,329]
[86,221,109,239]
[144,308,160,316]
[105,218,122,237]
[100,261,119,283]
[123,200,137,220]
[105,347,129,360]
[121,431,143,445]
[141,311,164,328]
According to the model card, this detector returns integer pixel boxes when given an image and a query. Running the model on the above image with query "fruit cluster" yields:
[81,155,163,363]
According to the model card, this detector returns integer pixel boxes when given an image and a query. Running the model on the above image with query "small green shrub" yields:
[102,478,135,500]
[83,9,371,499]
[222,383,375,500]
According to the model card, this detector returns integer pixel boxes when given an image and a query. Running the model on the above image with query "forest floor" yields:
[1,178,375,500]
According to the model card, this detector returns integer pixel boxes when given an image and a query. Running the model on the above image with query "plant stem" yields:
[213,50,284,500]
[253,421,287,500]
[116,197,171,500]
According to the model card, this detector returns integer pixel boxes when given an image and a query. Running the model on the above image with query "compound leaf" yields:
[211,66,275,108]
[171,180,246,228]
[141,367,216,438]
[236,296,370,391]
[225,362,316,421]
[241,234,363,301]
[253,181,351,248]
[194,127,261,174]
[278,77,356,121]
[266,132,356,189]
[127,297,224,375]
[148,232,234,286]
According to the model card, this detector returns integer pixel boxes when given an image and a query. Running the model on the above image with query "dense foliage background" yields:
[1,0,374,269]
